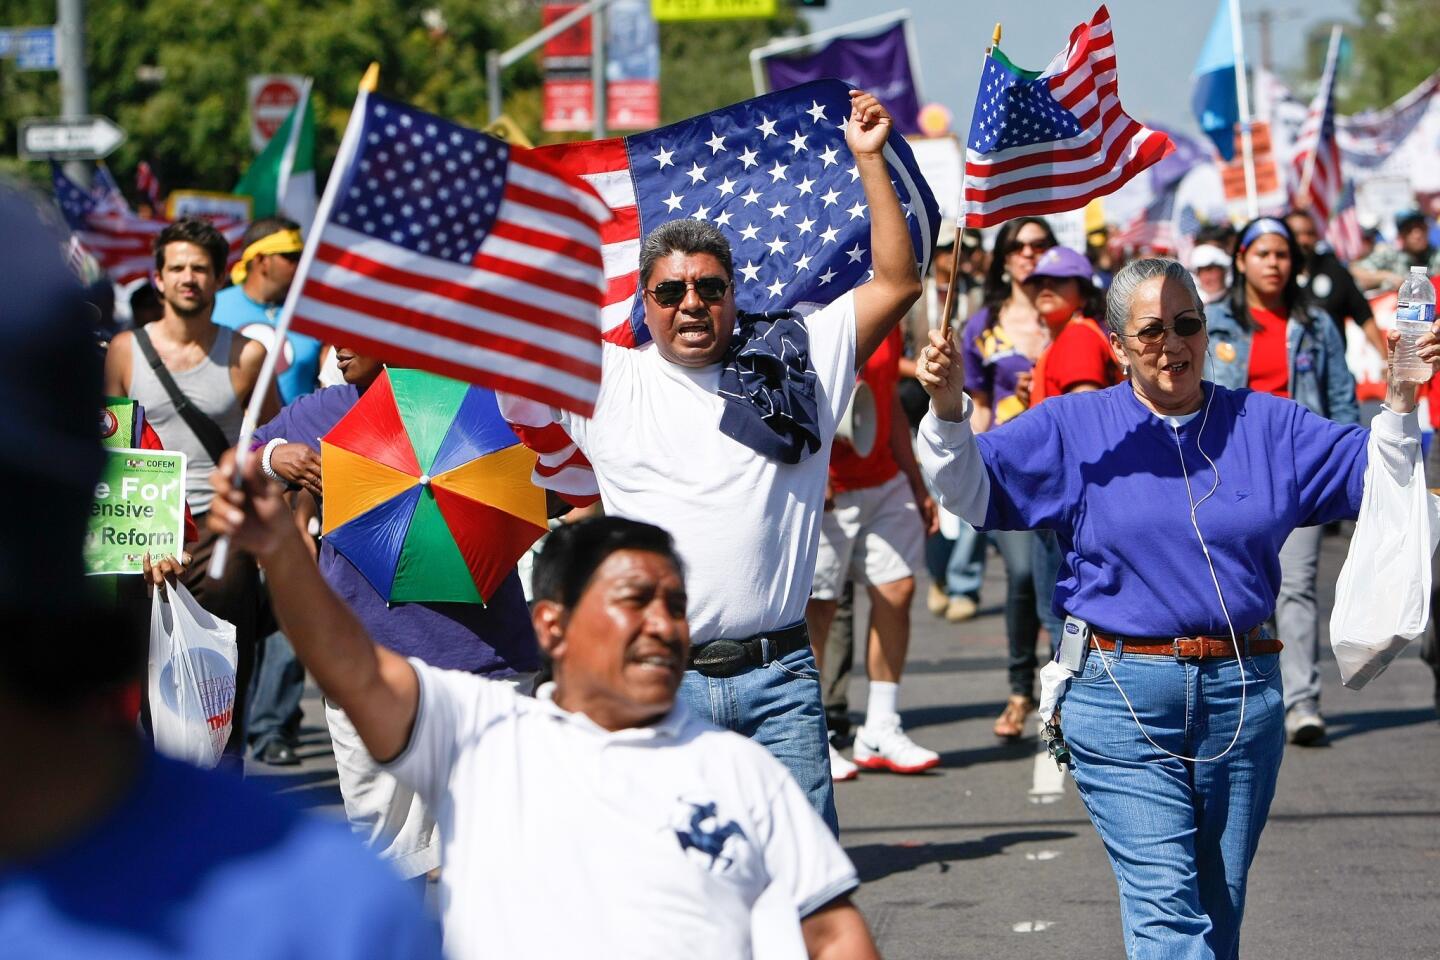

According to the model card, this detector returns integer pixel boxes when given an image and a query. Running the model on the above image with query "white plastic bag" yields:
[1328,425,1440,689]
[148,581,238,768]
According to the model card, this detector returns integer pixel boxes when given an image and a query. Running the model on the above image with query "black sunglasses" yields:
[647,276,729,307]
[1123,315,1205,345]
[1007,238,1053,255]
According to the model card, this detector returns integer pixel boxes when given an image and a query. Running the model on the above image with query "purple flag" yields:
[764,22,922,136]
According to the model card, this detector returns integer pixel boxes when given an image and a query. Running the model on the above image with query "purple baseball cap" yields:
[1024,245,1094,283]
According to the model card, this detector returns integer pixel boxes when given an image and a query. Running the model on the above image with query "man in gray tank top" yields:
[103,218,280,771]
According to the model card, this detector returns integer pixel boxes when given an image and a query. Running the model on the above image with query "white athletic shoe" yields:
[853,718,941,774]
[828,743,859,782]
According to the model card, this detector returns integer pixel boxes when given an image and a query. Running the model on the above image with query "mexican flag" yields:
[235,78,317,231]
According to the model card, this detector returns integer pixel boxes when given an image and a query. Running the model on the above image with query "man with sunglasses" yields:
[532,90,922,832]
[213,217,324,406]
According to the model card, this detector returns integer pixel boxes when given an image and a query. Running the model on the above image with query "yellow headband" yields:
[230,229,304,284]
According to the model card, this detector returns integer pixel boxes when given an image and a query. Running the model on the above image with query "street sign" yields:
[0,26,58,70]
[248,74,305,152]
[650,0,776,20]
[18,115,126,161]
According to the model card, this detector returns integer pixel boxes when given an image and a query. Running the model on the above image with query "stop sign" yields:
[248,74,304,152]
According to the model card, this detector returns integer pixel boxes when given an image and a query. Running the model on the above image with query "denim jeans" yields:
[1273,525,1325,710]
[1062,645,1285,960]
[944,519,987,599]
[246,630,305,752]
[992,529,1041,698]
[678,645,838,835]
[1032,529,1064,642]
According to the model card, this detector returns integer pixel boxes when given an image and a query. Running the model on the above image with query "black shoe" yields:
[257,740,300,766]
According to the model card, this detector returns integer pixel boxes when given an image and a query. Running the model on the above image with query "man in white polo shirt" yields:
[207,462,878,960]
[510,90,922,833]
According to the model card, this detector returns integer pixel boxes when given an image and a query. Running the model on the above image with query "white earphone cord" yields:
[1091,385,1247,764]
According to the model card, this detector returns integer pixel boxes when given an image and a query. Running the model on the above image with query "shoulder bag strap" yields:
[132,327,232,464]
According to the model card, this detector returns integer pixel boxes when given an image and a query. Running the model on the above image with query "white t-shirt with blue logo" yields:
[386,660,859,960]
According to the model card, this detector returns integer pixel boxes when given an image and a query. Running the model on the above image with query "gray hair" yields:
[1103,257,1205,336]
[638,219,734,286]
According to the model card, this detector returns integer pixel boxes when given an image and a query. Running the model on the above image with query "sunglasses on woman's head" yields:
[646,276,730,307]
[1123,315,1205,345]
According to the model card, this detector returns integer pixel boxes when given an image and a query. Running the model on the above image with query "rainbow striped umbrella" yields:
[321,368,546,604]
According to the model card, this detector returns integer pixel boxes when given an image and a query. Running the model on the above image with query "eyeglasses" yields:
[279,252,301,263]
[646,276,729,307]
[1122,315,1205,345]
[1007,239,1053,256]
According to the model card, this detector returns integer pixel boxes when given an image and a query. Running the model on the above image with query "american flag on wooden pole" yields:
[1292,26,1344,226]
[286,92,610,416]
[209,64,610,577]
[959,5,1172,228]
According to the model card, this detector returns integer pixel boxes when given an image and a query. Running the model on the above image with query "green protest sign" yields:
[85,448,187,575]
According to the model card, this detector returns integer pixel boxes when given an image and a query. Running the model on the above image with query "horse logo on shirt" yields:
[674,800,746,872]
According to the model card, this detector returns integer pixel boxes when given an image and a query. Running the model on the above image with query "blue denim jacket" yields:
[1205,300,1359,424]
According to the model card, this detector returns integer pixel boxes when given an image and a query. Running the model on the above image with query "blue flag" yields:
[1191,1,1239,161]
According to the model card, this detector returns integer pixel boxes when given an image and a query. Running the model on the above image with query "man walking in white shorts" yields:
[808,325,939,780]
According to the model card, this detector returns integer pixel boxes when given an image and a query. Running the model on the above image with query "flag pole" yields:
[1228,0,1259,219]
[207,62,380,580]
[942,21,1000,339]
[1296,25,1342,210]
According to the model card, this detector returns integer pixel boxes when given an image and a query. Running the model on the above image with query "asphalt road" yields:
[250,528,1440,959]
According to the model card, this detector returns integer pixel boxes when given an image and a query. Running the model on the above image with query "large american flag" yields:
[287,92,609,416]
[533,78,939,348]
[497,79,940,501]
[961,5,1171,228]
[1290,29,1343,226]
[52,165,245,285]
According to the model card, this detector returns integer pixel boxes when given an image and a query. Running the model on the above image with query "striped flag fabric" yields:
[1114,183,1176,252]
[1326,180,1363,263]
[136,161,164,211]
[286,92,610,416]
[961,5,1172,228]
[1290,30,1343,226]
[52,165,246,286]
[530,78,940,348]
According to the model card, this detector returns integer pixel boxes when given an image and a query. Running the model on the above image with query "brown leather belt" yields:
[1090,626,1280,660]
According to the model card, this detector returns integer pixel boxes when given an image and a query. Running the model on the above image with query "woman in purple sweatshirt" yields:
[915,257,1435,960]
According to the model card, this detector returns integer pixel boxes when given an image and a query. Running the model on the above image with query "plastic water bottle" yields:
[1393,266,1436,383]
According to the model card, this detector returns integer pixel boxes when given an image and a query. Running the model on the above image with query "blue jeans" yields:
[246,631,305,752]
[945,519,987,599]
[1032,529,1064,641]
[678,645,838,835]
[1062,646,1285,960]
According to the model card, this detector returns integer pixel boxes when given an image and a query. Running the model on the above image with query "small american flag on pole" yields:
[52,164,245,285]
[961,5,1172,228]
[136,161,164,211]
[287,92,609,416]
[1291,27,1344,227]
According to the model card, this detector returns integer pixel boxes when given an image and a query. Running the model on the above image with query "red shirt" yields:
[829,327,901,493]
[1248,306,1290,398]
[1031,316,1121,407]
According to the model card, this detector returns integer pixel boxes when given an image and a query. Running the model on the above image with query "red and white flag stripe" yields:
[961,5,1172,228]
[534,138,646,347]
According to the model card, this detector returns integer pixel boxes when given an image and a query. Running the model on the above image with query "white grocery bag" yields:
[148,581,239,768]
[1329,427,1440,689]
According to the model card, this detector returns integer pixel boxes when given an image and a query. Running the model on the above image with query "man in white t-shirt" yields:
[207,467,879,960]
[528,90,922,832]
